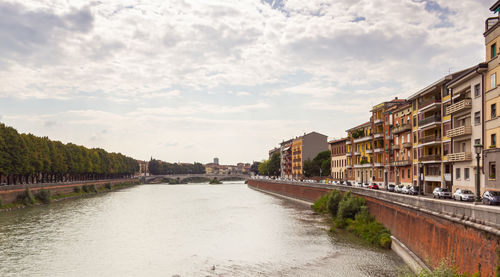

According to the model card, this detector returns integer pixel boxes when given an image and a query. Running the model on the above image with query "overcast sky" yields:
[0,0,494,164]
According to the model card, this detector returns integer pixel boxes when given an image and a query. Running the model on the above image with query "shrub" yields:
[82,185,90,193]
[89,184,97,193]
[312,193,330,213]
[347,206,391,249]
[327,189,344,216]
[73,186,82,193]
[337,192,365,220]
[35,189,52,204]
[0,198,2,208]
[104,183,112,190]
[18,188,35,206]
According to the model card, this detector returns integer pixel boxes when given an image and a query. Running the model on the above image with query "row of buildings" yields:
[329,2,500,194]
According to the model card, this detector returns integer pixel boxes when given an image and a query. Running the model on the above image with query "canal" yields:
[0,181,406,276]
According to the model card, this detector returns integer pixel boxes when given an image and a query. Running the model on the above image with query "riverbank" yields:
[0,179,139,212]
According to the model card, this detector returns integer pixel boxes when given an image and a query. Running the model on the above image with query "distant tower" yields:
[214,158,219,165]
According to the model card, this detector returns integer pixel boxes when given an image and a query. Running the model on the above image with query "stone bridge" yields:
[143,174,249,183]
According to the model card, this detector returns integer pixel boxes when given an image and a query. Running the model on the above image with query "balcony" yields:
[353,135,373,143]
[391,144,400,150]
[373,133,384,139]
[418,115,441,127]
[446,125,472,138]
[392,124,411,134]
[391,160,412,166]
[346,165,352,169]
[446,152,472,162]
[346,140,352,145]
[420,155,441,162]
[366,149,373,154]
[346,153,352,157]
[446,98,472,114]
[486,17,499,33]
[402,142,412,148]
[354,151,361,156]
[374,118,383,124]
[374,147,384,153]
[385,134,393,140]
[373,162,384,167]
[419,135,441,145]
[418,98,440,111]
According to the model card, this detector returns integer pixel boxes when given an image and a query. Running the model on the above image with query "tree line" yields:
[148,159,205,175]
[0,123,139,185]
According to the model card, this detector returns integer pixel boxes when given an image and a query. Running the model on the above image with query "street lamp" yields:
[418,161,423,195]
[474,143,483,202]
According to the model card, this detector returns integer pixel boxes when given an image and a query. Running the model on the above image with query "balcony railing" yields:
[346,153,352,157]
[366,149,373,154]
[446,125,472,138]
[486,17,499,32]
[346,140,352,145]
[391,144,400,150]
[391,160,411,166]
[419,135,441,144]
[402,142,412,148]
[446,152,472,162]
[353,135,373,143]
[373,133,384,139]
[418,98,440,110]
[420,155,441,162]
[418,115,441,126]
[446,98,472,114]
[354,152,361,156]
[392,124,411,134]
[374,147,384,153]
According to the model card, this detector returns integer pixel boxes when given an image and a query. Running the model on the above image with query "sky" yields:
[0,0,495,165]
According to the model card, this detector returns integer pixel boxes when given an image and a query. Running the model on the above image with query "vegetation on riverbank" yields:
[209,178,222,184]
[398,259,480,277]
[0,181,139,211]
[313,189,391,249]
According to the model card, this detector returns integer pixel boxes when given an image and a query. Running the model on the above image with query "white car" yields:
[395,185,404,193]
[402,186,411,194]
[433,187,451,199]
[354,182,363,187]
[453,189,475,202]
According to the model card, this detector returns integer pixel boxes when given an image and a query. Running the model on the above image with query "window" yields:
[408,169,411,178]
[492,133,497,147]
[465,168,470,180]
[492,43,497,59]
[491,73,496,89]
[379,170,382,178]
[492,103,497,119]
[474,111,481,125]
[475,139,481,145]
[401,169,405,178]
[456,168,461,180]
[474,84,480,98]
[490,162,496,179]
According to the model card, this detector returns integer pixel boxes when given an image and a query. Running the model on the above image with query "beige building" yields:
[329,138,347,181]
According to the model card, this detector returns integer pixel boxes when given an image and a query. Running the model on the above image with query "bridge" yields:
[143,174,249,183]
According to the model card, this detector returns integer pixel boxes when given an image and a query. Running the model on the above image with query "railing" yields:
[366,149,373,154]
[346,140,352,145]
[353,135,373,143]
[374,147,384,153]
[391,144,400,150]
[446,98,472,115]
[354,151,361,156]
[346,153,352,156]
[486,17,499,32]
[420,155,441,162]
[419,135,441,144]
[402,142,412,148]
[391,160,411,166]
[418,115,441,126]
[446,125,472,138]
[418,98,440,110]
[392,124,411,134]
[446,152,472,162]
[374,118,383,124]
[373,133,384,139]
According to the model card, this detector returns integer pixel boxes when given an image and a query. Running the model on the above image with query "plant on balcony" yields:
[490,173,496,179]
[489,145,496,149]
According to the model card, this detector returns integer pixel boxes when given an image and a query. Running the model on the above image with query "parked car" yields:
[345,181,352,186]
[409,186,420,195]
[354,182,363,187]
[369,183,379,189]
[395,185,404,193]
[433,187,451,199]
[362,183,370,188]
[387,184,395,192]
[482,190,500,205]
[402,186,411,194]
[453,189,475,202]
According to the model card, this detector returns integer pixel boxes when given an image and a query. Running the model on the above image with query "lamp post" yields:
[418,161,423,195]
[474,143,483,202]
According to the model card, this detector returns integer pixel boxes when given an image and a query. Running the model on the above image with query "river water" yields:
[0,182,405,276]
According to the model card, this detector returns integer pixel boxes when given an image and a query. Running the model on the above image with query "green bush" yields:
[0,198,3,208]
[312,193,330,213]
[73,186,82,193]
[104,183,112,190]
[327,190,344,216]
[347,206,391,249]
[35,189,52,204]
[337,192,365,220]
[82,185,90,193]
[89,184,97,193]
[415,259,475,277]
[18,188,35,206]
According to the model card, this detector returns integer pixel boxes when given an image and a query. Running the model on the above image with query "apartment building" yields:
[445,64,487,192]
[279,132,328,178]
[346,122,372,183]
[329,138,347,181]
[484,2,500,192]
[385,102,413,186]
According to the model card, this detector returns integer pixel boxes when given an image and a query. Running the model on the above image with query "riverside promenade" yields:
[248,178,500,276]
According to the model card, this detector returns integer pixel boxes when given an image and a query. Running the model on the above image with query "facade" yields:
[268,147,280,159]
[446,64,487,193]
[213,158,219,165]
[386,102,413,186]
[484,2,500,192]
[346,122,372,183]
[329,138,347,181]
[279,132,328,178]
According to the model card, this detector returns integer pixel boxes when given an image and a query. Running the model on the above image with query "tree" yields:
[258,160,269,176]
[250,161,260,174]
[267,153,281,176]
[303,150,331,177]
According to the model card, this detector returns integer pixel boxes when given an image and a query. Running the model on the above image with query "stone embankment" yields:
[248,179,500,277]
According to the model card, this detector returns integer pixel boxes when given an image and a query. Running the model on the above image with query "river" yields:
[0,181,406,276]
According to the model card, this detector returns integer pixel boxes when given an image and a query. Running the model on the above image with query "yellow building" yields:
[291,139,303,177]
[346,122,372,183]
